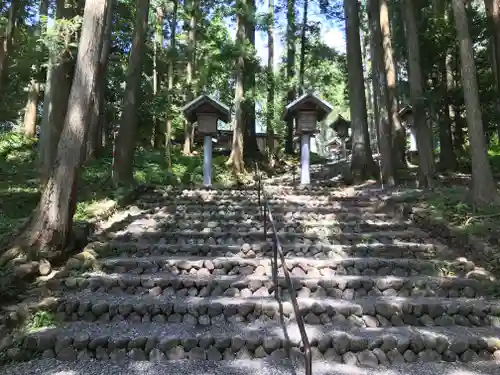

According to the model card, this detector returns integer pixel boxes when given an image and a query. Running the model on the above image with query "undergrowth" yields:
[0,132,242,241]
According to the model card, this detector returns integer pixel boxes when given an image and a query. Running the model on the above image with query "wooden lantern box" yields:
[182,94,231,136]
[196,113,219,135]
[296,111,318,134]
[282,92,333,135]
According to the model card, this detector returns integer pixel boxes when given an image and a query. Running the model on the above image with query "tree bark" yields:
[439,51,458,171]
[344,0,377,182]
[86,0,114,161]
[227,1,245,173]
[266,0,275,154]
[298,0,308,93]
[165,0,178,170]
[0,0,17,94]
[39,0,78,183]
[452,0,500,206]
[183,0,198,155]
[401,0,435,188]
[379,0,405,170]
[484,0,500,139]
[114,0,150,184]
[23,0,49,138]
[151,6,164,149]
[243,0,259,158]
[13,0,109,253]
[285,0,296,154]
[368,0,395,185]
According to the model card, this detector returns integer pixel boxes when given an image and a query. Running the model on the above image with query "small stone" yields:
[149,348,167,362]
[96,347,109,360]
[110,349,127,361]
[39,259,52,276]
[418,349,440,362]
[167,345,185,360]
[442,350,457,362]
[57,346,77,361]
[386,348,405,364]
[358,349,379,367]
[263,336,281,353]
[41,349,55,359]
[372,347,389,365]
[206,345,222,360]
[129,348,147,361]
[449,338,469,354]
[189,346,206,360]
[91,302,109,317]
[342,351,358,365]
[461,348,479,362]
[403,350,417,362]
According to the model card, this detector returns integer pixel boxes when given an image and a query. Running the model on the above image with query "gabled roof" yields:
[181,95,231,123]
[282,92,333,121]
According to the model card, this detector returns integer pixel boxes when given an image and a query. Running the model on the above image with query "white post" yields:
[300,133,310,186]
[203,135,212,186]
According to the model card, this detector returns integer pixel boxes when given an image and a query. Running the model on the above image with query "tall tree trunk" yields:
[362,29,376,147]
[401,0,435,188]
[344,0,377,181]
[298,0,308,93]
[114,0,150,185]
[227,2,245,172]
[23,0,49,138]
[439,51,458,171]
[243,0,259,158]
[151,6,164,149]
[0,0,17,94]
[266,0,275,153]
[452,0,500,206]
[165,1,177,170]
[86,0,114,161]
[380,0,405,170]
[12,0,109,253]
[284,0,296,154]
[484,0,500,138]
[183,0,198,155]
[368,0,395,185]
[39,0,78,183]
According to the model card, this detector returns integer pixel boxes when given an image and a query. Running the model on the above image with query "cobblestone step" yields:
[87,254,479,278]
[109,229,429,246]
[94,240,455,261]
[5,321,500,364]
[36,291,500,328]
[58,272,485,299]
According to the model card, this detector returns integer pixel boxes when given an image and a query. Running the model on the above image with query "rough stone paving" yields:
[3,179,500,374]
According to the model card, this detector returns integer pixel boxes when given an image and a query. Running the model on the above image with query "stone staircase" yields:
[3,182,500,374]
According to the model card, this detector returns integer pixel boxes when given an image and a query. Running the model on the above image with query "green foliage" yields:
[25,311,56,332]
[0,133,239,240]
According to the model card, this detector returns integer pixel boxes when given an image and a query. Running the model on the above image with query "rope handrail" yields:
[254,163,312,375]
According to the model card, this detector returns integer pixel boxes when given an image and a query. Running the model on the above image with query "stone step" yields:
[5,358,500,375]
[7,320,500,364]
[41,292,500,328]
[138,210,398,222]
[93,241,454,261]
[134,202,380,215]
[138,196,377,208]
[110,229,429,246]
[62,272,484,299]
[94,254,475,277]
[155,220,413,233]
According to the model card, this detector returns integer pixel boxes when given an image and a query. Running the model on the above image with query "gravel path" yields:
[4,358,500,375]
